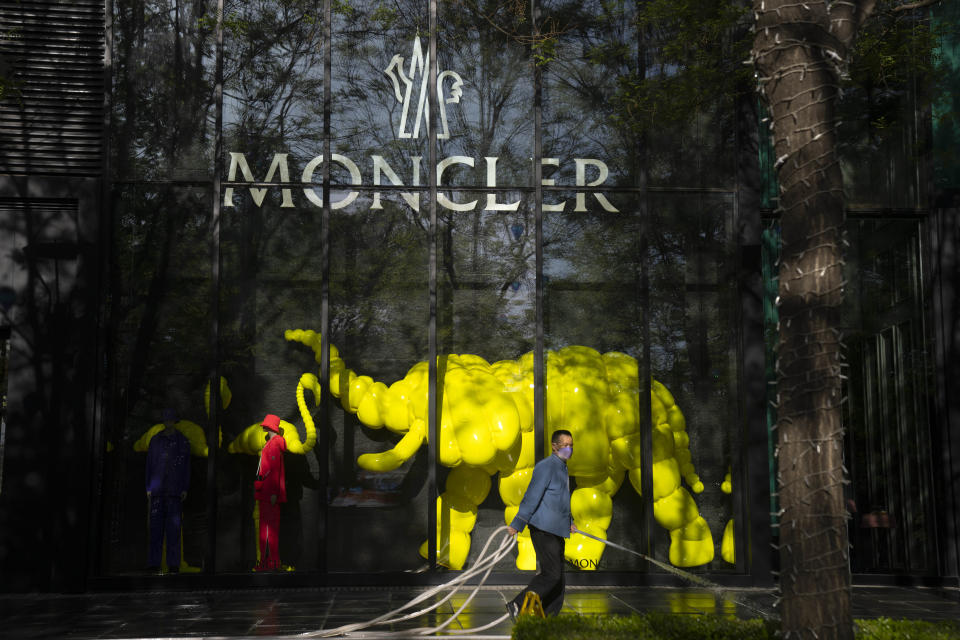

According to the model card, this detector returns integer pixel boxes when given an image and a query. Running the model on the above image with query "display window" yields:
[95,0,937,582]
[101,184,215,575]
[99,0,752,578]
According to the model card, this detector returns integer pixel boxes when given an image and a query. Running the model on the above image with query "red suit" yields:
[255,426,287,570]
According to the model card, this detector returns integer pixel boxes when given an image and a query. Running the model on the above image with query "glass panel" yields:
[437,4,533,188]
[647,192,738,572]
[538,0,737,191]
[215,0,329,573]
[933,1,960,192]
[216,189,326,573]
[435,193,535,571]
[111,0,217,181]
[222,0,326,210]
[842,219,935,573]
[438,193,535,356]
[839,57,924,208]
[542,0,639,193]
[101,185,213,575]
[325,193,430,572]
[839,116,923,209]
[332,1,429,188]
[320,15,434,542]
[543,194,648,572]
[764,217,937,574]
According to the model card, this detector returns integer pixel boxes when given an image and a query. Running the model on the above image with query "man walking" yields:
[506,429,575,618]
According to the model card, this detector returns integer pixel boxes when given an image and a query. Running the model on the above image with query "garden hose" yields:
[575,529,775,620]
[116,526,773,640]
[298,526,517,638]
[301,526,775,637]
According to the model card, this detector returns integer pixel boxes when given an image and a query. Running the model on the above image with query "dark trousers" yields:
[258,500,281,570]
[512,525,565,616]
[148,495,181,569]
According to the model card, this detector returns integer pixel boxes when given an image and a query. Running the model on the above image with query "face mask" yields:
[556,446,572,460]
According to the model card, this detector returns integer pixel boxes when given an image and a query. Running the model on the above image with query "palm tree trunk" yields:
[753,1,877,638]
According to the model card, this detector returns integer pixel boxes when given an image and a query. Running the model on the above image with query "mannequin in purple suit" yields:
[145,408,190,572]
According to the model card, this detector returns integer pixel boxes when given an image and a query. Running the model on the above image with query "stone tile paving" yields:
[0,585,955,639]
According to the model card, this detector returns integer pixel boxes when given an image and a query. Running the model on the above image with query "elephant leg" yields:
[566,469,621,571]
[721,519,735,564]
[499,430,537,570]
[501,498,536,571]
[649,483,715,567]
[178,526,201,572]
[615,427,714,568]
[419,465,492,570]
[721,467,735,564]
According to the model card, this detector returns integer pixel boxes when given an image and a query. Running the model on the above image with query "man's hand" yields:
[180,491,187,501]
[507,526,518,536]
[571,523,578,533]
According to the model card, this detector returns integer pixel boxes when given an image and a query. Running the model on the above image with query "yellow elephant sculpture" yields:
[285,329,714,571]
[721,467,735,564]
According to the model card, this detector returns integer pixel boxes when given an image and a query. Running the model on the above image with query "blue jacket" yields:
[145,429,191,496]
[509,454,572,538]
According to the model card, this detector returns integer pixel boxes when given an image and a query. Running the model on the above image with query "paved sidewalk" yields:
[0,585,956,639]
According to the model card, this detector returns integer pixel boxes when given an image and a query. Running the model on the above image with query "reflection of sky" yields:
[163,1,713,194]
[219,8,638,190]
[544,255,574,279]
[333,32,535,184]
[220,5,327,158]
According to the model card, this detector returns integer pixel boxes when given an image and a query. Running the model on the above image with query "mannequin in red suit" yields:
[255,414,286,571]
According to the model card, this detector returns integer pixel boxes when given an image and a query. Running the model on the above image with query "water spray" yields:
[574,529,776,621]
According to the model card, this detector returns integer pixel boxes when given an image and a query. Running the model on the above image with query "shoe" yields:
[505,601,519,622]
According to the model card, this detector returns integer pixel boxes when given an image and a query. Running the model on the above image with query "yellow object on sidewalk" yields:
[520,591,545,618]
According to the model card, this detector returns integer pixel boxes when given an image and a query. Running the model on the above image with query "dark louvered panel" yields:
[0,1,105,176]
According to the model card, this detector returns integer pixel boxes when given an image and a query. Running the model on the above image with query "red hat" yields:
[261,414,281,433]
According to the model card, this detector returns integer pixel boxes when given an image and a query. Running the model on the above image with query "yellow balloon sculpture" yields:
[133,419,210,457]
[133,376,233,456]
[226,373,323,455]
[721,467,735,564]
[286,329,715,570]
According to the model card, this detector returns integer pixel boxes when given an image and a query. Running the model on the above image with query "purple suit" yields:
[145,429,190,569]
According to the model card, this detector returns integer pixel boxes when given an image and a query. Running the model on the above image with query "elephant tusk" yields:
[285,328,420,434]
[357,420,426,471]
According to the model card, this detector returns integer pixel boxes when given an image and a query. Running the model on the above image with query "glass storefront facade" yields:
[1,0,958,590]
[96,0,753,579]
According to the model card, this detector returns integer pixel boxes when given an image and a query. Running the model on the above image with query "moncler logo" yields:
[384,37,464,139]
[224,38,618,212]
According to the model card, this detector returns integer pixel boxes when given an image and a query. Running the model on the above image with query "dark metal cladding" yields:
[0,0,106,175]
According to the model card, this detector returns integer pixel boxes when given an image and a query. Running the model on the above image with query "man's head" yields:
[551,429,573,460]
